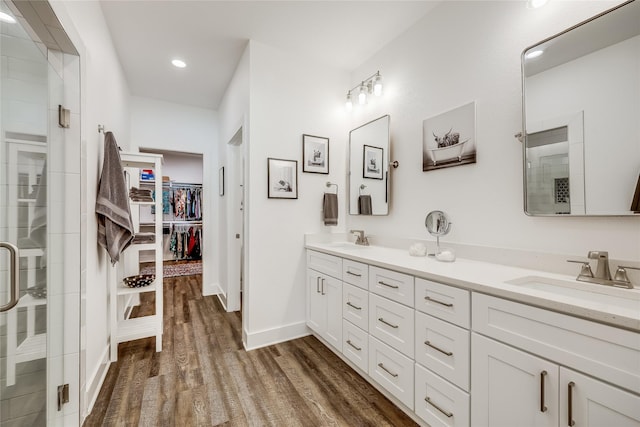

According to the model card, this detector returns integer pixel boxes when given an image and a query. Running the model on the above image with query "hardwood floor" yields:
[83,275,418,426]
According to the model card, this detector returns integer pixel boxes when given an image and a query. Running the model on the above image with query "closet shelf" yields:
[116,280,158,296]
[130,243,156,251]
[115,316,160,343]
[14,334,46,361]
[130,200,154,206]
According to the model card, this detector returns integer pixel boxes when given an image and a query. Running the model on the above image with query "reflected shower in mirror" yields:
[349,115,390,215]
[522,0,640,216]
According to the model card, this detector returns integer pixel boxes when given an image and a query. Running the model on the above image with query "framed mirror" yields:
[521,0,640,216]
[348,115,390,215]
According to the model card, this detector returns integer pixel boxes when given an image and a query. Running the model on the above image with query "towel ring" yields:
[326,182,338,194]
[359,184,368,196]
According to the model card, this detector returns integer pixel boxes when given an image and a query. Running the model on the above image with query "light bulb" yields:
[373,74,383,96]
[0,12,16,23]
[345,92,353,111]
[171,59,187,68]
[358,84,367,105]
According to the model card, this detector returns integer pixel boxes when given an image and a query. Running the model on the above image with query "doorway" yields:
[225,126,244,314]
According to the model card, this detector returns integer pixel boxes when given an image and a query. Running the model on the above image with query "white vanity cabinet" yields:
[472,293,640,427]
[306,251,343,351]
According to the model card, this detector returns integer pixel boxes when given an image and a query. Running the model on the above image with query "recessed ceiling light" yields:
[525,49,544,59]
[171,59,186,68]
[0,12,16,24]
[527,0,549,8]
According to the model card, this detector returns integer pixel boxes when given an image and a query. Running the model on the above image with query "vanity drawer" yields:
[343,319,368,374]
[369,336,414,410]
[415,311,470,391]
[415,363,470,427]
[307,250,342,279]
[473,293,640,394]
[369,293,414,358]
[343,283,369,331]
[415,278,470,328]
[369,266,414,307]
[343,259,368,289]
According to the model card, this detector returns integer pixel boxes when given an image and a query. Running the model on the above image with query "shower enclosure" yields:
[0,1,80,425]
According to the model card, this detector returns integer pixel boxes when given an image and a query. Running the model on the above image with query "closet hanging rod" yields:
[326,181,338,194]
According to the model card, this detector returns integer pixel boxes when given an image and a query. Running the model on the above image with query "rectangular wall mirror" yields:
[348,115,390,215]
[521,0,640,216]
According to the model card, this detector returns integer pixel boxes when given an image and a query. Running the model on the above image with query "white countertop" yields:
[305,241,640,332]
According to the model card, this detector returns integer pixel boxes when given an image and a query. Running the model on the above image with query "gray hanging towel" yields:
[323,192,338,226]
[95,132,134,264]
[358,195,372,215]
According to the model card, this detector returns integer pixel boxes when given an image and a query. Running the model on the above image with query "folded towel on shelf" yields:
[129,187,154,202]
[323,192,338,226]
[132,233,155,244]
[358,195,372,215]
[96,132,134,264]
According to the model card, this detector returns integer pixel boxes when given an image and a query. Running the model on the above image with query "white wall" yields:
[146,151,203,185]
[345,0,640,262]
[50,1,132,421]
[130,96,218,294]
[244,41,350,348]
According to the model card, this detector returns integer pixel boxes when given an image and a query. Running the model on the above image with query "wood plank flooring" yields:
[83,275,418,426]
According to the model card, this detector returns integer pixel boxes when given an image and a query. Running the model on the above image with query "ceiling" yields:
[100,1,440,110]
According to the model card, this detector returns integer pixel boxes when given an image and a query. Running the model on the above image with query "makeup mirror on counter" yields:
[348,115,390,215]
[425,210,456,262]
[521,0,640,216]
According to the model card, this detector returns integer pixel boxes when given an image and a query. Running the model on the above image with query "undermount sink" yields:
[506,276,640,311]
[323,241,369,249]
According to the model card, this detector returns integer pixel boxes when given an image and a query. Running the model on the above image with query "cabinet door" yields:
[560,368,640,427]
[323,274,343,351]
[307,269,326,334]
[472,333,559,427]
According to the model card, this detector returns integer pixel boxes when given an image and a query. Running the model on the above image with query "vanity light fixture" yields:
[344,71,383,111]
[171,59,187,68]
[0,11,16,23]
[527,0,549,8]
[525,49,544,59]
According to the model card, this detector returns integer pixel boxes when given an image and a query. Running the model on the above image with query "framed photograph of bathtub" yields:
[363,145,384,179]
[302,134,329,174]
[267,158,298,199]
[422,101,477,171]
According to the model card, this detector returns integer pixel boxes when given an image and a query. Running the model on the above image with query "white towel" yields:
[95,132,134,264]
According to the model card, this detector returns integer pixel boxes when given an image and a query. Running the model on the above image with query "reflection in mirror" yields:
[349,115,390,215]
[522,0,640,216]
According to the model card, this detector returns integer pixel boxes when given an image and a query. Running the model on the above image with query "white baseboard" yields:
[243,321,310,351]
[203,282,222,296]
[84,344,110,418]
[217,292,228,311]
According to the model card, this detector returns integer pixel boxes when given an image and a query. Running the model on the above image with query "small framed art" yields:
[268,158,298,199]
[302,134,329,174]
[363,145,383,180]
[219,167,225,196]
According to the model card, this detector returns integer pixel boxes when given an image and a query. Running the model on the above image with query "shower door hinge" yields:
[57,383,69,411]
[58,105,70,128]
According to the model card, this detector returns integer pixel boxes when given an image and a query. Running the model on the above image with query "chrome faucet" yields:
[568,250,639,289]
[588,251,611,281]
[350,229,369,246]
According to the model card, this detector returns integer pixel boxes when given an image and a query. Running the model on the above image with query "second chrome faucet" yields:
[568,251,639,289]
[350,229,369,246]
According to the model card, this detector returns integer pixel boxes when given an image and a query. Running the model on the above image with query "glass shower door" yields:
[0,1,64,425]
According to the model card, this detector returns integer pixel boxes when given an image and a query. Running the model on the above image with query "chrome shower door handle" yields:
[0,242,20,312]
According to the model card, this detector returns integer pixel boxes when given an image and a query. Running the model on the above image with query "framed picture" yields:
[363,145,383,180]
[423,101,477,172]
[268,158,298,199]
[219,167,225,196]
[302,134,329,174]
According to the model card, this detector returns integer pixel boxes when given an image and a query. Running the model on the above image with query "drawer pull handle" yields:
[378,363,398,378]
[346,340,361,351]
[425,397,453,418]
[378,280,399,289]
[540,370,547,413]
[425,340,453,356]
[316,277,321,294]
[425,296,453,307]
[378,317,399,329]
[568,381,575,426]
[346,301,362,310]
[346,270,362,277]
[321,278,326,296]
